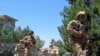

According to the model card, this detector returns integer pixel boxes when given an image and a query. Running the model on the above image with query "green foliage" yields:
[58,47,66,56]
[55,40,67,56]
[58,0,100,55]
[0,25,45,49]
[0,25,30,43]
[35,35,45,49]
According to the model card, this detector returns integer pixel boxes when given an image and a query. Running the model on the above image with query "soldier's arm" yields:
[20,36,28,43]
[67,20,79,36]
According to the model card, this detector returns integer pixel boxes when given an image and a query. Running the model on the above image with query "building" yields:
[40,45,59,56]
[0,15,17,55]
[0,15,17,30]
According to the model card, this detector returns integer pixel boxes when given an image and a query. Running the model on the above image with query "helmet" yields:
[29,30,34,34]
[76,11,86,19]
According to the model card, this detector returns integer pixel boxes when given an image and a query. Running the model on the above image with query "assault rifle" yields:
[72,22,88,38]
[73,22,88,32]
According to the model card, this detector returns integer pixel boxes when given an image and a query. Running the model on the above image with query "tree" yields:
[35,35,45,49]
[55,40,66,56]
[13,26,30,42]
[58,0,100,56]
[0,25,45,52]
[0,26,29,47]
[0,25,31,49]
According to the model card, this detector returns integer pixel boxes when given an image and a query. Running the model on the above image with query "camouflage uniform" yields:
[21,35,35,56]
[67,11,88,56]
[18,31,36,56]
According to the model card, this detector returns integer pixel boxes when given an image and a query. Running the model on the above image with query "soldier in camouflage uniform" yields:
[67,11,89,56]
[20,31,36,56]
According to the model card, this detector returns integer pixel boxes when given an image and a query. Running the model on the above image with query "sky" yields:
[0,0,69,48]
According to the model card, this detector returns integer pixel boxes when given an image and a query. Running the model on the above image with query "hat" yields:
[76,11,86,18]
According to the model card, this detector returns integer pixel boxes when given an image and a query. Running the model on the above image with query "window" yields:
[7,26,13,31]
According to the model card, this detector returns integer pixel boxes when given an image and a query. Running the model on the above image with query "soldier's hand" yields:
[78,31,83,38]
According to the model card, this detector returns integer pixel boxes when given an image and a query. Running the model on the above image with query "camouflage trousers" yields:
[16,48,32,56]
[71,43,83,56]
[16,51,24,56]
[24,47,32,56]
[69,38,83,56]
